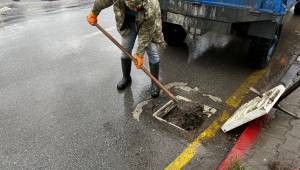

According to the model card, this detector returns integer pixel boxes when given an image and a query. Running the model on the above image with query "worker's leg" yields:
[117,20,138,90]
[146,43,160,98]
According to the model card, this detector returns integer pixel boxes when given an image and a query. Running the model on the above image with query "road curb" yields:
[218,55,300,170]
[217,115,272,170]
[217,118,264,170]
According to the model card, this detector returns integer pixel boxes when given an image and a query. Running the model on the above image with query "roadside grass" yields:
[227,159,245,170]
[226,159,295,170]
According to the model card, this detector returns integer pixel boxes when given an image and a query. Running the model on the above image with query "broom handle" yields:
[95,24,177,101]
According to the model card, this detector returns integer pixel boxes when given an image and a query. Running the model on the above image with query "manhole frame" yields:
[153,100,216,132]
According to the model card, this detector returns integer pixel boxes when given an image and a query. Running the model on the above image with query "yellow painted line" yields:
[165,111,230,170]
[164,69,267,170]
[226,69,267,108]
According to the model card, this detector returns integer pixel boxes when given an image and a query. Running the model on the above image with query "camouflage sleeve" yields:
[136,0,164,56]
[92,0,115,15]
[136,17,156,56]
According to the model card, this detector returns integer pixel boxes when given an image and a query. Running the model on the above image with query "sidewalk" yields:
[243,86,300,169]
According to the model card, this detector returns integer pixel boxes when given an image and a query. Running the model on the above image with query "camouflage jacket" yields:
[92,0,166,55]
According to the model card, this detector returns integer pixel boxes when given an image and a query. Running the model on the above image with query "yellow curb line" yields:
[164,69,267,170]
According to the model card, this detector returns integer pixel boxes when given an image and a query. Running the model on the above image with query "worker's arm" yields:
[87,0,115,25]
[136,0,164,56]
[136,16,156,56]
[92,0,115,15]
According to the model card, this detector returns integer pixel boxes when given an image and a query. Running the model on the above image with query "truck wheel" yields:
[248,25,282,69]
[295,2,300,15]
[248,37,273,69]
[162,22,187,46]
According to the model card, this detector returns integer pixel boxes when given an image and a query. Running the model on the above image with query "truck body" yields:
[160,0,299,68]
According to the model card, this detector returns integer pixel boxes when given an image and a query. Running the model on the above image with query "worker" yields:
[87,0,165,98]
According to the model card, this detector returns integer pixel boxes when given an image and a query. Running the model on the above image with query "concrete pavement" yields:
[241,56,300,170]
[243,85,300,169]
[218,57,300,170]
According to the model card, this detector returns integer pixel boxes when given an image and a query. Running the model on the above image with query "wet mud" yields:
[163,102,206,131]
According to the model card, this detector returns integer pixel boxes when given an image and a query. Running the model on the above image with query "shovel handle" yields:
[95,24,177,101]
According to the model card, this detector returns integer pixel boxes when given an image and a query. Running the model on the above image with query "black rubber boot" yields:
[117,58,132,90]
[149,62,160,98]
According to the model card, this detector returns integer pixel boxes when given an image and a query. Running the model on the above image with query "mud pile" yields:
[163,101,205,131]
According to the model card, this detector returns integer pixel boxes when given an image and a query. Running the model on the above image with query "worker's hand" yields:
[87,11,97,26]
[134,55,144,69]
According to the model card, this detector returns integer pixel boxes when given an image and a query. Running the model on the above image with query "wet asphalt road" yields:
[0,2,300,169]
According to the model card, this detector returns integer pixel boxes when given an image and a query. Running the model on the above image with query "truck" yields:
[160,0,300,68]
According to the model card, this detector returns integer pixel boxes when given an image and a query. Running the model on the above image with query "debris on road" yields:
[203,93,222,103]
[132,100,151,121]
[203,105,217,117]
[176,95,192,102]
[0,7,12,15]
[165,82,199,92]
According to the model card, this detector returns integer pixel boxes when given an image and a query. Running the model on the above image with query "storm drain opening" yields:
[153,100,214,131]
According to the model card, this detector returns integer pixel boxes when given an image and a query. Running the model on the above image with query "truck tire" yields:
[248,24,282,69]
[248,37,273,69]
[162,22,187,46]
[295,2,300,15]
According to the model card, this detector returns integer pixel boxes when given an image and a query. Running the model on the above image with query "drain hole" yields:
[162,105,205,131]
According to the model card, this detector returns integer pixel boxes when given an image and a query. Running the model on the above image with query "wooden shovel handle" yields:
[95,24,177,101]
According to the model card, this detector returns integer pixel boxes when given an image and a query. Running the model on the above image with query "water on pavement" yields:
[0,2,300,169]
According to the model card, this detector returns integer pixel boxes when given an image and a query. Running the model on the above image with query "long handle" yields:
[95,24,177,101]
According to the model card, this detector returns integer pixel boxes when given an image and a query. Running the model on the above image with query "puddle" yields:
[0,0,93,24]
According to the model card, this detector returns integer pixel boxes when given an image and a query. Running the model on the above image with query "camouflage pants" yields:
[121,18,160,64]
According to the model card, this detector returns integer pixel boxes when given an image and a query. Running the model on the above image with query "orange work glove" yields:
[134,55,144,69]
[87,11,97,26]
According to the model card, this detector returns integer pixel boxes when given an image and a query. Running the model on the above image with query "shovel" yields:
[95,24,177,101]
[94,24,197,110]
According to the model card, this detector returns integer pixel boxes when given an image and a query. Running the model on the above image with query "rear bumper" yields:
[161,0,281,22]
[162,11,232,35]
[160,0,283,36]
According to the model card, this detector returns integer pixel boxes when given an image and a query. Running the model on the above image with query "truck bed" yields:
[187,0,296,15]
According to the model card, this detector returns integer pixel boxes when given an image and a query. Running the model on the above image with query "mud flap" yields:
[221,85,286,133]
